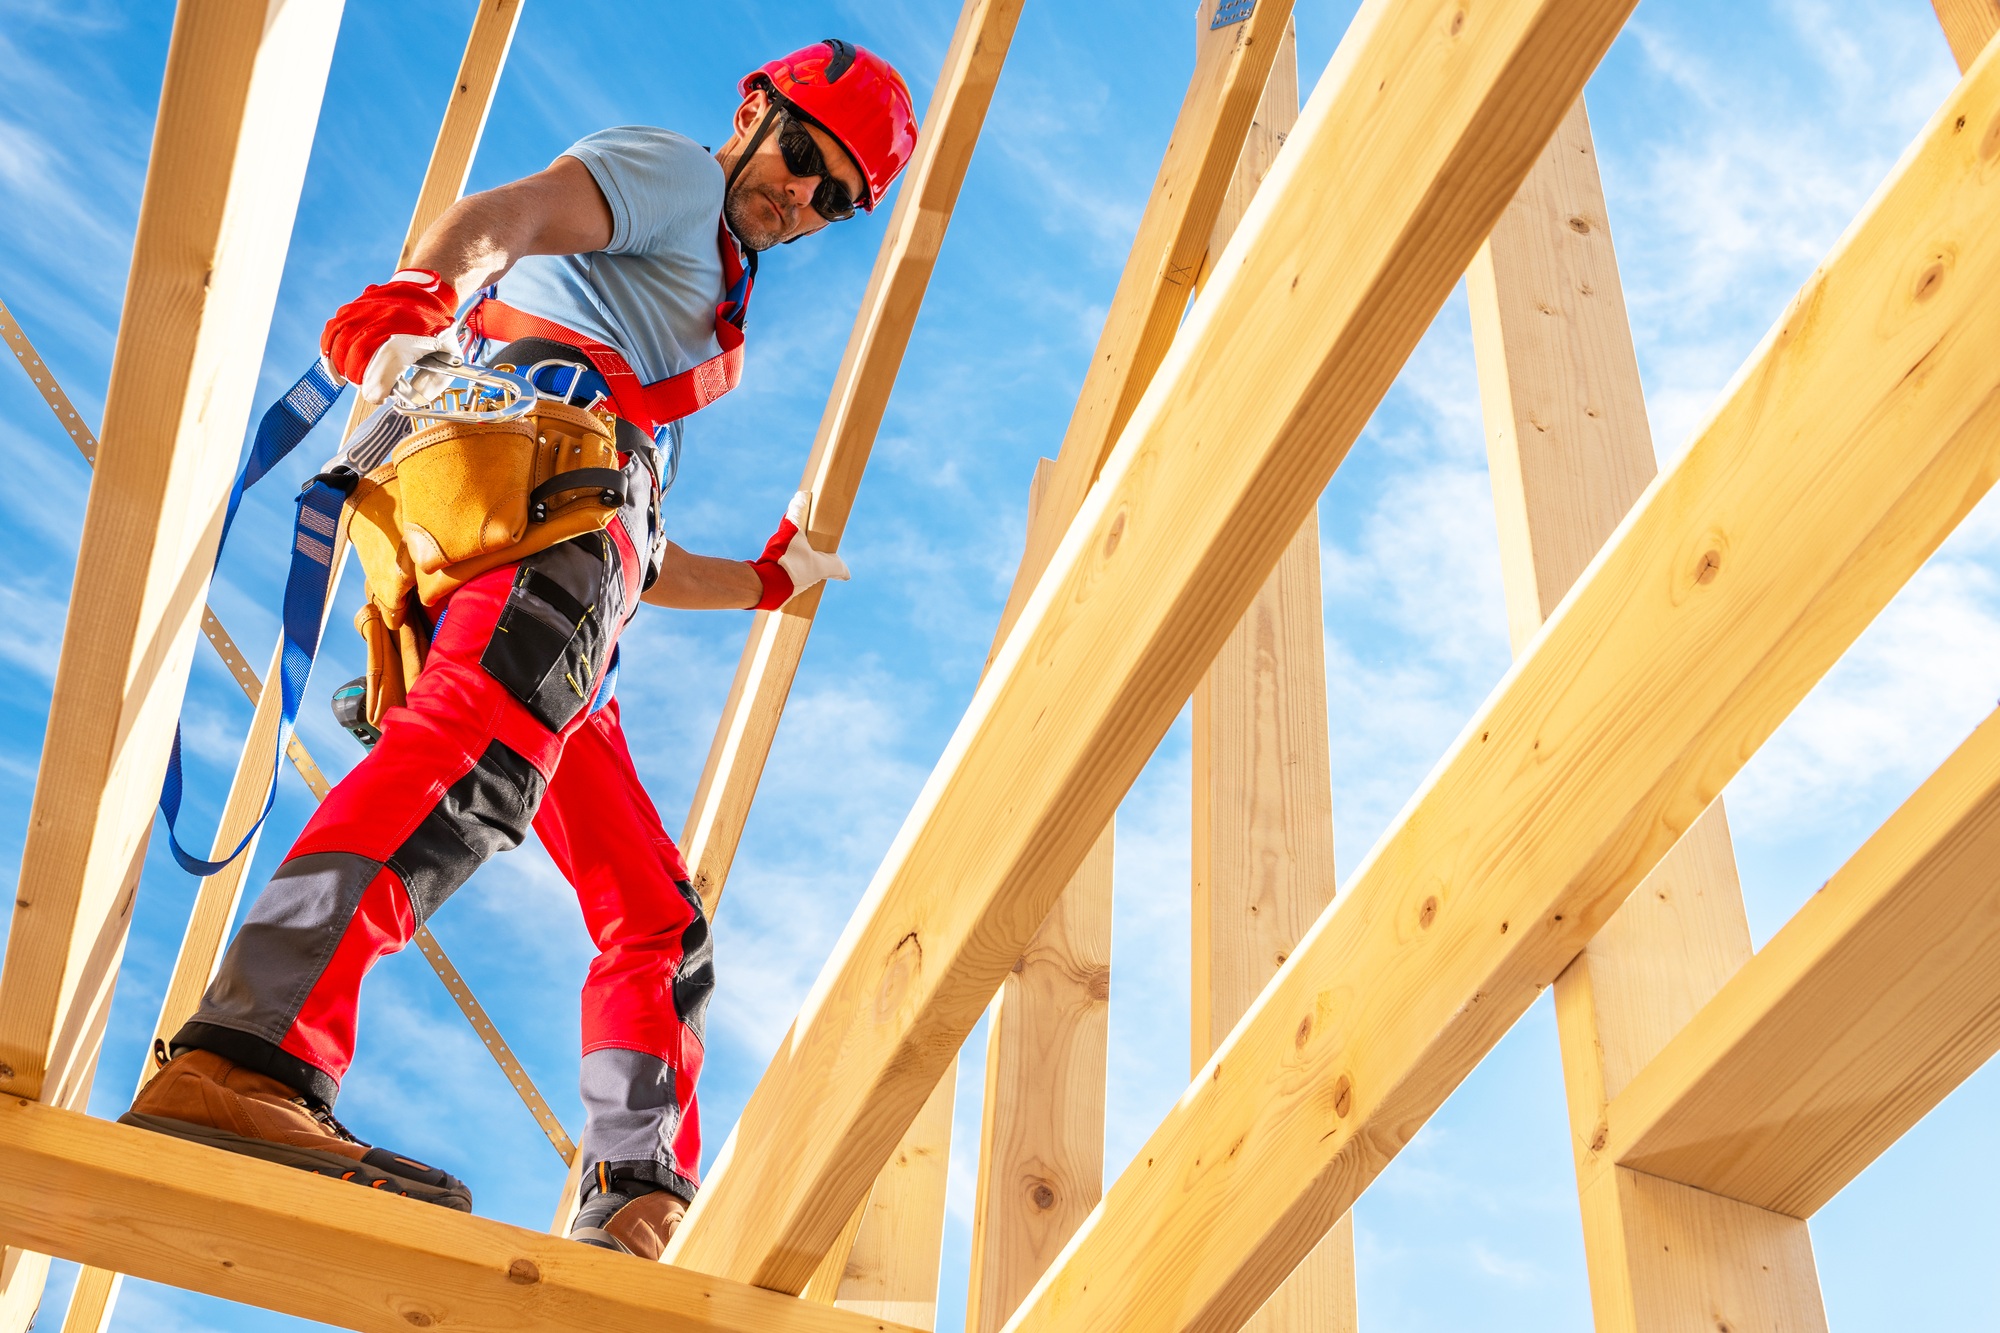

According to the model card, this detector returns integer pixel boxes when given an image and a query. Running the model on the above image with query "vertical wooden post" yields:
[1465,96,1827,1332]
[1190,24,1357,1332]
[964,469,1115,1333]
[1933,0,2000,68]
[0,2,343,1327]
[815,1060,959,1329]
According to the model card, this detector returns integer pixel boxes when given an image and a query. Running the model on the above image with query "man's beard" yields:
[723,180,786,252]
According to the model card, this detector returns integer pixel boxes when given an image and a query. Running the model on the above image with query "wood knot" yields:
[1590,1122,1609,1153]
[1102,510,1127,559]
[0,1062,14,1081]
[1418,896,1438,929]
[1084,966,1112,1002]
[402,1313,435,1328]
[1332,1075,1353,1118]
[508,1258,542,1285]
[1567,215,1591,234]
[1913,260,1945,303]
[1295,1015,1312,1050]
[1695,549,1721,584]
[1030,1182,1057,1211]
[1449,10,1465,34]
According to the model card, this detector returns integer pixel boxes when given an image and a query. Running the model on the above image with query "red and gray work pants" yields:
[178,463,711,1203]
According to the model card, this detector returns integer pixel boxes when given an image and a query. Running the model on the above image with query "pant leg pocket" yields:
[479,551,607,732]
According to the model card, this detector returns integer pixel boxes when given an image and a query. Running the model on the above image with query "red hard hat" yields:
[742,39,918,211]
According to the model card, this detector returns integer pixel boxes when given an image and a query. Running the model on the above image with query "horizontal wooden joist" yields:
[667,0,1643,1294]
[0,1099,913,1333]
[997,32,2000,1333]
[1599,707,2000,1217]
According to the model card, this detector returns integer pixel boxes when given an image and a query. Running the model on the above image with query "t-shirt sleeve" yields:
[561,126,725,256]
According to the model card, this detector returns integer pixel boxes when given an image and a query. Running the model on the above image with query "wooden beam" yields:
[679,0,1026,912]
[666,0,1642,1293]
[828,1061,958,1329]
[1596,706,2000,1216]
[1465,95,1827,1332]
[961,0,1296,1305]
[998,32,2000,1333]
[964,823,1112,1333]
[0,0,341,1105]
[1189,24,1356,1332]
[0,1098,914,1333]
[45,8,528,1329]
[1933,0,2000,70]
[986,0,1299,661]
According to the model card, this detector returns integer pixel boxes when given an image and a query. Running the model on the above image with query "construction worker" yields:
[121,41,919,1262]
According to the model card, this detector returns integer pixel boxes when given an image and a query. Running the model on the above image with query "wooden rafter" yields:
[666,0,1640,1293]
[985,0,1299,658]
[1188,22,1357,1332]
[0,12,345,1326]
[0,1099,916,1333]
[679,0,1027,913]
[1598,705,2000,1217]
[969,5,1304,1319]
[1001,29,2000,1329]
[1466,95,1827,1332]
[42,8,530,1330]
[1932,0,2000,69]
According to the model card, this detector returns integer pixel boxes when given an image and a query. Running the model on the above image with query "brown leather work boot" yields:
[568,1172,687,1260]
[119,1046,471,1211]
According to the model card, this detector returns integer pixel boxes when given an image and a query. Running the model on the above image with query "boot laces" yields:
[300,1100,363,1144]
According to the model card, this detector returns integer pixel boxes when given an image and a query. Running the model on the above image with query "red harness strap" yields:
[463,221,752,436]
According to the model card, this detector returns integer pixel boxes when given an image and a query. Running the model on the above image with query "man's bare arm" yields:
[642,543,762,610]
[406,156,613,295]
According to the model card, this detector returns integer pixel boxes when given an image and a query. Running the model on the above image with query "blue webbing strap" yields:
[158,360,350,876]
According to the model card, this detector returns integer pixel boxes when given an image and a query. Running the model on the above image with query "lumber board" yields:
[1934,0,2000,71]
[1466,94,1824,1333]
[679,0,1026,913]
[0,0,342,1101]
[1189,27,1356,1331]
[45,6,532,1328]
[986,0,1299,660]
[830,1060,958,1328]
[1599,707,2000,1216]
[0,1098,914,1333]
[964,824,1112,1333]
[666,0,1644,1294]
[996,30,2000,1332]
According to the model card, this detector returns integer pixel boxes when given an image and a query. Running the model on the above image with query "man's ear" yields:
[734,88,769,138]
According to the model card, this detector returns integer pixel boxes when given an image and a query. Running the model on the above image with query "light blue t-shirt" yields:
[496,126,730,454]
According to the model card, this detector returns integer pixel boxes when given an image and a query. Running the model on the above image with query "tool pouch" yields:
[343,398,626,729]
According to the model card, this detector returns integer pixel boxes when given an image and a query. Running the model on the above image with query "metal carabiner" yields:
[389,351,537,423]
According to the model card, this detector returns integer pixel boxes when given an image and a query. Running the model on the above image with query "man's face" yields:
[724,89,867,251]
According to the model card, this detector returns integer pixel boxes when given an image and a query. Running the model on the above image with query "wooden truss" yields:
[3,0,1998,1330]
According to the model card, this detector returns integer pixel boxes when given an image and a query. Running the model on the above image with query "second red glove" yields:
[320,269,459,387]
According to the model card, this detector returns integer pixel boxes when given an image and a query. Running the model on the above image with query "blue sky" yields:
[2,0,1997,1329]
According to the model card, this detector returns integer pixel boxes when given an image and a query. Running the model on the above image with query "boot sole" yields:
[118,1112,472,1211]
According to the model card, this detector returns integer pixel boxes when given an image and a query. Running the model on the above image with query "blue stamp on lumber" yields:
[1210,0,1255,28]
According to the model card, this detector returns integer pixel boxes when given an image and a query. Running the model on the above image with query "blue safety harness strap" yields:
[158,360,351,877]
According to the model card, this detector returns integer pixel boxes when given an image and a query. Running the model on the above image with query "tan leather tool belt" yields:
[344,398,625,726]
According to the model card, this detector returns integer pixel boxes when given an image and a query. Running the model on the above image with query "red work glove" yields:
[749,492,850,610]
[320,269,459,403]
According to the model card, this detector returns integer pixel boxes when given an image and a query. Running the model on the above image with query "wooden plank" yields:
[832,1060,958,1329]
[1189,25,1356,1332]
[964,826,1112,1333]
[0,1098,916,1333]
[666,0,1643,1293]
[986,0,1299,661]
[679,0,1027,912]
[1934,0,2000,70]
[1465,95,1826,1331]
[0,0,341,1107]
[41,8,530,1329]
[1597,707,2000,1216]
[995,32,2000,1332]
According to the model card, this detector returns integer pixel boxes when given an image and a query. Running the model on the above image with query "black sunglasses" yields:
[774,108,861,222]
